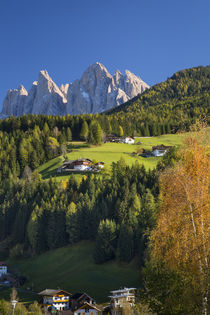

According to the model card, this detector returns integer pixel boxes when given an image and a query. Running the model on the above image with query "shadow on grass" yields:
[124,152,139,158]
[42,169,58,179]
[39,161,61,175]
[67,143,90,150]
[43,170,101,180]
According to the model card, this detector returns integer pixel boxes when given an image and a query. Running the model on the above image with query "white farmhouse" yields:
[152,145,172,157]
[109,287,136,314]
[58,159,92,172]
[39,289,71,312]
[73,159,92,171]
[122,136,135,144]
[0,262,7,278]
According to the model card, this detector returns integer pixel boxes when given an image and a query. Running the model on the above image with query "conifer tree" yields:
[66,127,72,141]
[117,224,134,262]
[94,219,117,263]
[80,121,89,141]
[88,120,102,145]
[66,202,79,244]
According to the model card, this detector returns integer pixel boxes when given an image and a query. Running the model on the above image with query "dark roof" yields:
[71,292,95,302]
[0,262,7,266]
[39,289,71,296]
[152,144,172,151]
[63,159,92,165]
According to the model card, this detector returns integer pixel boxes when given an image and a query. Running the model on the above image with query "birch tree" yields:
[150,137,209,315]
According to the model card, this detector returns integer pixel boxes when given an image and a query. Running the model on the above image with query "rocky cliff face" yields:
[31,70,67,115]
[2,85,28,116]
[66,63,131,114]
[1,63,149,117]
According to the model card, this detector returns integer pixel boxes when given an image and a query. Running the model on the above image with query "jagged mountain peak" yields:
[39,70,51,80]
[1,63,149,117]
[18,85,28,95]
[83,62,111,76]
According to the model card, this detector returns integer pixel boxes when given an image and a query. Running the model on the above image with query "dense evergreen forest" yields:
[0,160,160,264]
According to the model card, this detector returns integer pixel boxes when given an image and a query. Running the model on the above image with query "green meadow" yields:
[37,133,184,180]
[7,242,140,303]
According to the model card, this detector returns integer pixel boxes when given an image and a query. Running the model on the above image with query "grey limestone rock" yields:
[66,62,149,114]
[1,63,149,117]
[31,70,67,115]
[1,85,28,116]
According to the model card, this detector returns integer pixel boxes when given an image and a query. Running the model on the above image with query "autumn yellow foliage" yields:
[150,136,209,314]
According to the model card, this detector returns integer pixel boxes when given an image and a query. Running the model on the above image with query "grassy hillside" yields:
[7,241,140,303]
[37,133,184,180]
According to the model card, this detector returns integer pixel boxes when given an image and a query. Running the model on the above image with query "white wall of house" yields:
[0,265,7,278]
[152,149,166,156]
[74,164,89,171]
[43,296,69,311]
[123,138,135,144]
[52,302,69,310]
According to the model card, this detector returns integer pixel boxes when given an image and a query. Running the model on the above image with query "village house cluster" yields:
[38,287,136,314]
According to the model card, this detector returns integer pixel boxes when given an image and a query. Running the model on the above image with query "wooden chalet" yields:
[71,292,96,311]
[39,289,72,312]
[58,159,92,172]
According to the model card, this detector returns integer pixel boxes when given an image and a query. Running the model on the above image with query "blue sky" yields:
[0,0,209,108]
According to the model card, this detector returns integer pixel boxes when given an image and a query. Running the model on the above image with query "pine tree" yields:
[66,202,79,244]
[66,127,72,141]
[117,224,134,262]
[94,219,117,263]
[80,121,89,141]
[88,120,102,145]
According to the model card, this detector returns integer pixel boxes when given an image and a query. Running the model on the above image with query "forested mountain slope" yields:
[106,65,210,132]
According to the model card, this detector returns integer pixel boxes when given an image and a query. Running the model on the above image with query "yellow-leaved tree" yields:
[150,136,209,315]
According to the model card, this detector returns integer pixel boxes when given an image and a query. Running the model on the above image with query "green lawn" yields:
[7,242,140,303]
[135,133,184,149]
[38,133,184,180]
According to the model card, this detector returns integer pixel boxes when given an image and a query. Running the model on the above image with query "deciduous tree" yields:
[150,137,209,315]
